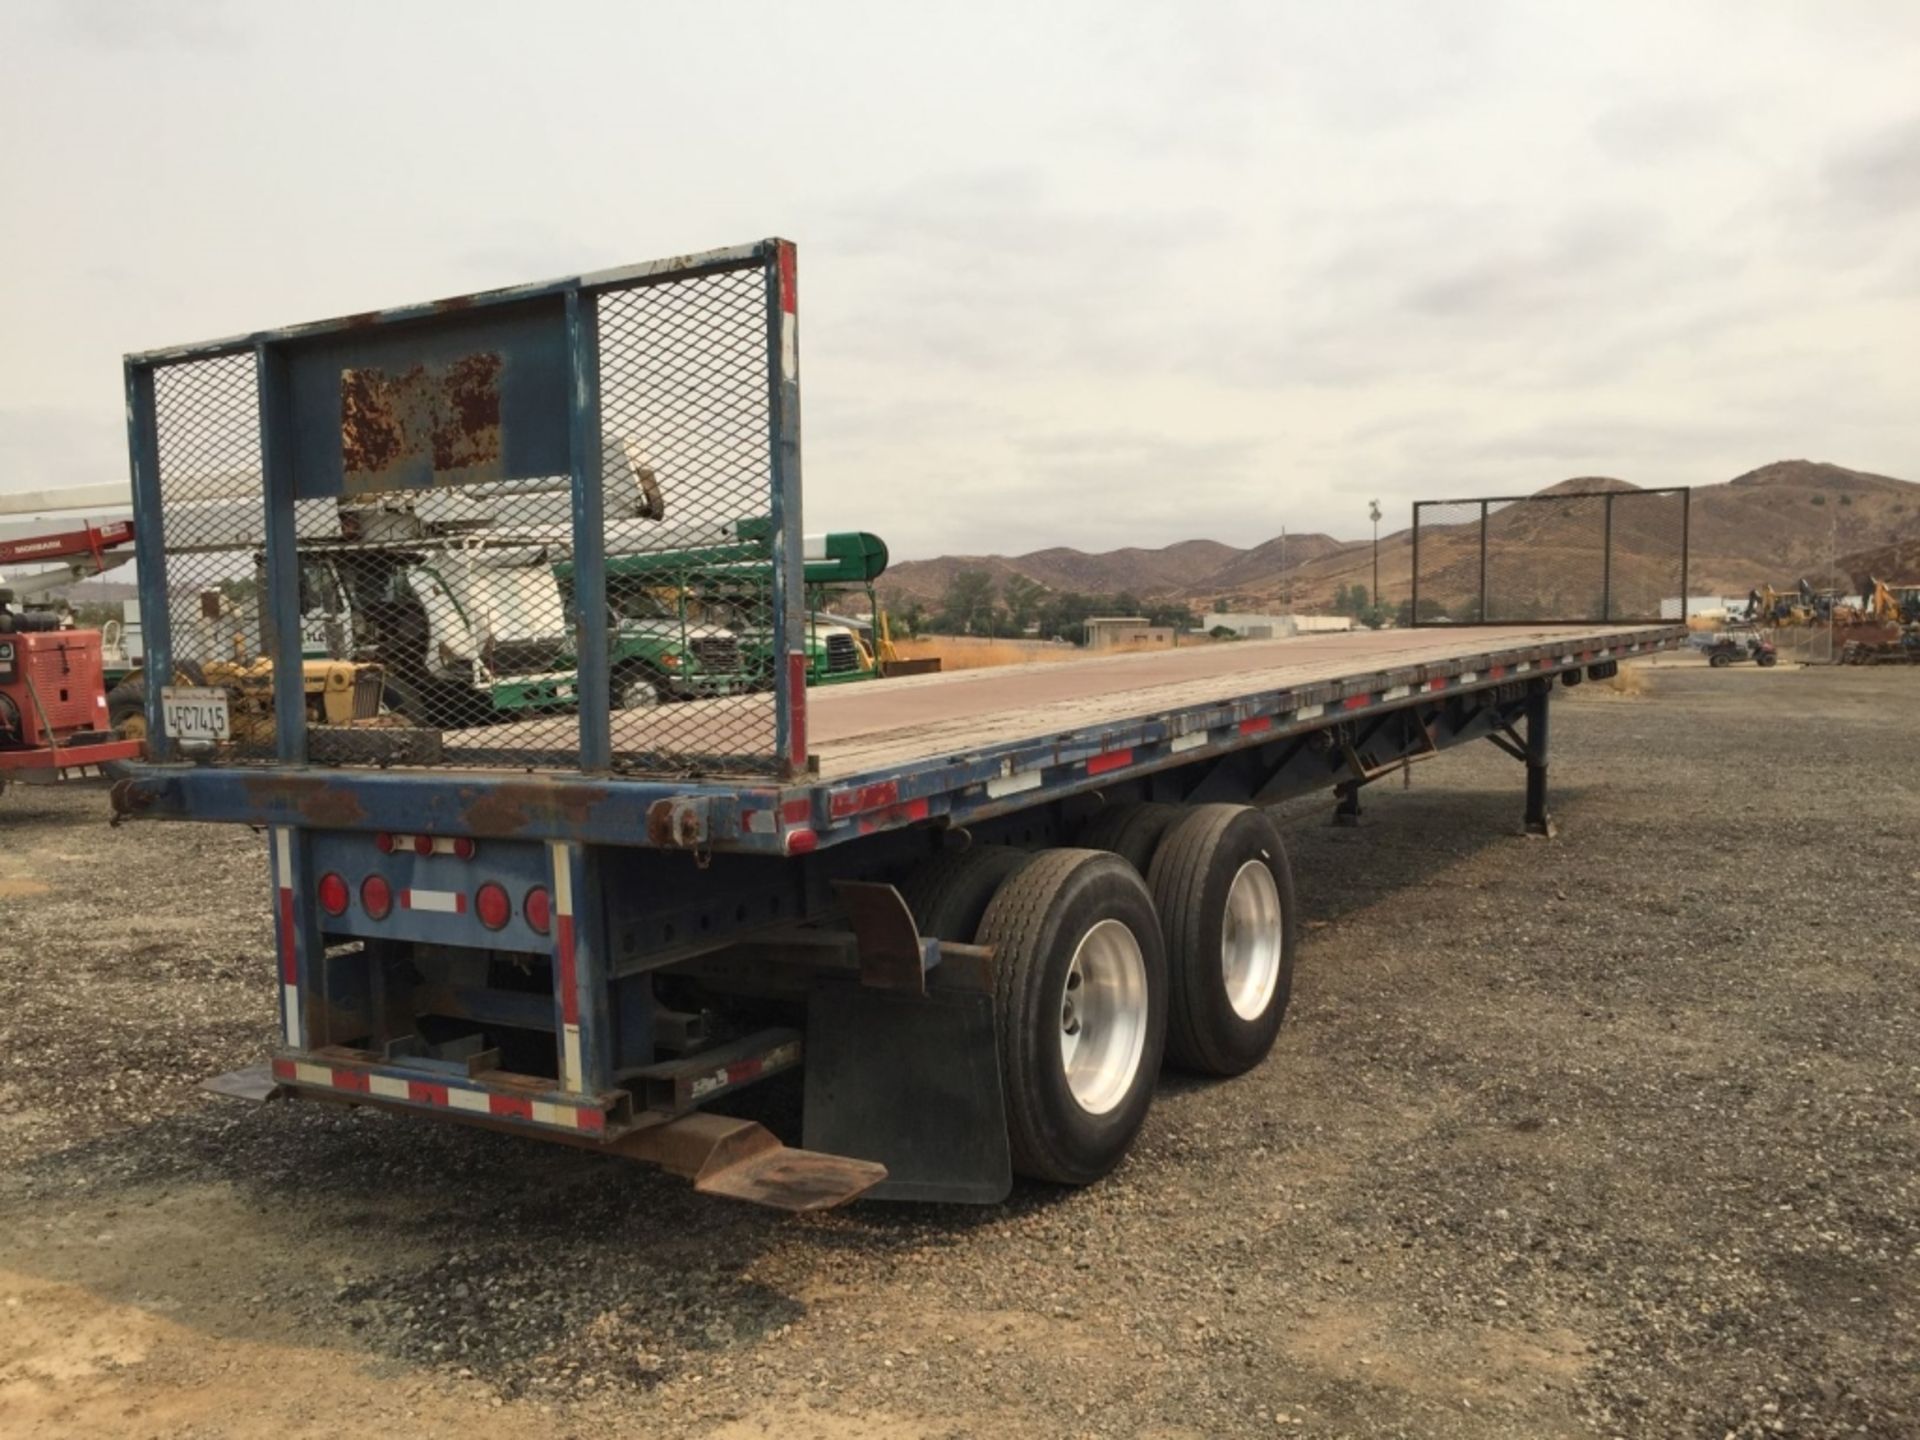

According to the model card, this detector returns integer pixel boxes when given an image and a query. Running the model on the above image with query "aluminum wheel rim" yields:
[619,677,662,708]
[1222,859,1283,1021]
[1058,918,1149,1116]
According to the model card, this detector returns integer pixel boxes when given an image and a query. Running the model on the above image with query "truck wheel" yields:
[615,669,666,709]
[1709,651,1731,668]
[1757,651,1778,668]
[976,849,1167,1185]
[896,844,1032,941]
[1075,801,1185,875]
[1147,804,1297,1077]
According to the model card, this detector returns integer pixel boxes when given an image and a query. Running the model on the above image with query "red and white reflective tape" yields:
[272,827,301,1048]
[270,1058,605,1133]
[548,841,583,1092]
[777,240,798,377]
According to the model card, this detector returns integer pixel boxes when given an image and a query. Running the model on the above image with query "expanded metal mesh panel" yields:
[1412,488,1688,626]
[597,266,776,773]
[150,354,277,760]
[1484,493,1606,623]
[1407,500,1485,623]
[1605,489,1689,620]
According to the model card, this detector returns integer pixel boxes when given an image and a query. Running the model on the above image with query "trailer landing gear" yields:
[1524,681,1554,839]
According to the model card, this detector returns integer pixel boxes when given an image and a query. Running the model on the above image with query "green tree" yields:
[936,569,999,635]
[1001,574,1047,632]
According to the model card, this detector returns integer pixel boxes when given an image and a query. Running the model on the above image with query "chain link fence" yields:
[1411,488,1688,625]
[132,242,794,775]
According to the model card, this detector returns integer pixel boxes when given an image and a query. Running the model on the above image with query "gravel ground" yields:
[1,658,1915,1439]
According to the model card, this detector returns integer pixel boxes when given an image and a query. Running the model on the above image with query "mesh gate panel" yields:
[150,354,278,760]
[1412,488,1689,625]
[1606,489,1688,620]
[1484,493,1607,623]
[1408,500,1484,623]
[598,266,776,772]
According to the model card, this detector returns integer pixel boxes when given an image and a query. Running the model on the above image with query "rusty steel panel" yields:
[340,352,505,489]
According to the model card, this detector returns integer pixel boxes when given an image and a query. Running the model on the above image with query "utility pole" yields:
[1368,499,1382,613]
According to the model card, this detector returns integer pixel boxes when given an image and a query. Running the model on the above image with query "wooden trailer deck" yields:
[800,624,1670,778]
[482,622,1674,781]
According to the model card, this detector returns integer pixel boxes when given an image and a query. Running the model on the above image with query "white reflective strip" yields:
[1170,732,1207,753]
[744,810,777,834]
[562,1025,583,1089]
[550,842,575,918]
[281,984,302,1047]
[780,311,797,381]
[532,1101,569,1128]
[447,1088,491,1115]
[986,770,1042,799]
[1382,685,1410,702]
[1458,670,1479,684]
[293,1061,331,1087]
[1514,662,1531,673]
[407,888,461,914]
[274,827,293,885]
[802,533,829,561]
[369,1075,410,1101]
[1295,704,1325,721]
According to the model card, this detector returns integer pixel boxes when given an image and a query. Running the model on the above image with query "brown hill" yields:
[880,461,1920,618]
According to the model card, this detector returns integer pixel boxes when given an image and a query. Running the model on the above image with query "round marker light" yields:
[375,832,395,854]
[317,872,350,917]
[523,885,552,936]
[361,874,393,920]
[413,834,435,857]
[453,837,477,860]
[475,881,511,931]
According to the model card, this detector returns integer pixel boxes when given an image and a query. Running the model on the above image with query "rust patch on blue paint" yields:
[340,352,504,489]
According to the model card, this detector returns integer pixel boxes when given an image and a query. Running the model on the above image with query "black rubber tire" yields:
[1075,801,1186,875]
[1709,652,1731,668]
[896,845,1032,941]
[1147,804,1298,1077]
[106,677,146,733]
[1757,652,1778,668]
[976,848,1167,1186]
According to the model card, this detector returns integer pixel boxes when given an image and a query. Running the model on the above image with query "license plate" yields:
[162,686,231,742]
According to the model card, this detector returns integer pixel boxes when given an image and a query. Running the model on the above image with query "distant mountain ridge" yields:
[880,460,1920,612]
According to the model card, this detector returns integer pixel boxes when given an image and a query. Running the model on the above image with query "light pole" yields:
[1368,499,1382,613]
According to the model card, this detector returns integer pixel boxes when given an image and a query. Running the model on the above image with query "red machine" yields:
[0,594,142,793]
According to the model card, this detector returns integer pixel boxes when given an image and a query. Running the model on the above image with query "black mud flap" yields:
[802,981,1011,1204]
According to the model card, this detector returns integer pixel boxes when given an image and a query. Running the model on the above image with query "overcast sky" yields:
[2,0,1916,558]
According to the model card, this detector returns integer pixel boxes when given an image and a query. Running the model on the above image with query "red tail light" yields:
[413,834,435,857]
[453,837,477,860]
[523,885,552,936]
[475,881,511,931]
[375,833,395,854]
[361,874,393,920]
[317,872,350,916]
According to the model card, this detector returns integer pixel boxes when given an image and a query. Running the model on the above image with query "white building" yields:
[1201,612,1355,639]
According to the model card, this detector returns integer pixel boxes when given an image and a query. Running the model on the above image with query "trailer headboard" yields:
[125,239,806,778]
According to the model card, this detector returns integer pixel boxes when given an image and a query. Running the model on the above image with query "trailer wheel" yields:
[1148,804,1297,1076]
[977,849,1167,1185]
[1075,801,1185,875]
[896,844,1031,941]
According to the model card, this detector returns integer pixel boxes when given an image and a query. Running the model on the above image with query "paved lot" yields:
[1,659,1914,1439]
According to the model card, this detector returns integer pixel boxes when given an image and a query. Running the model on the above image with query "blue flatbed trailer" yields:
[110,240,1684,1208]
